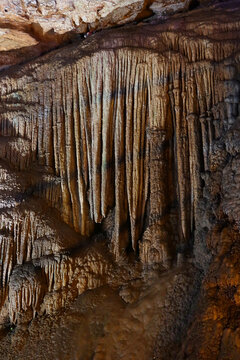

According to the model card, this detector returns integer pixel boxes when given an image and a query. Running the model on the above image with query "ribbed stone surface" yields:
[0,2,239,359]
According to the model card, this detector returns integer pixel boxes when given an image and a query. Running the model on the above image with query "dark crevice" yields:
[189,0,201,11]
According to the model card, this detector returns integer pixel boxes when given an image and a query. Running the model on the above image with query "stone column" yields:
[140,128,172,268]
[148,128,168,223]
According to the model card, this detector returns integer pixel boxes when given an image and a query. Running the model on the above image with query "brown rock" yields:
[0,1,239,359]
[0,0,204,67]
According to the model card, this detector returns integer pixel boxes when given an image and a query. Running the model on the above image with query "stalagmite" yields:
[140,128,173,267]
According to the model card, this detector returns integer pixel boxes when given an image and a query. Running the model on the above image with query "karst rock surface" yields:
[0,0,194,38]
[0,0,213,68]
[0,0,240,359]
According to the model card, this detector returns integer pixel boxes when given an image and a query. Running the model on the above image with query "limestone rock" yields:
[0,1,239,359]
[0,0,211,67]
[0,0,197,41]
[150,0,192,15]
[0,0,146,37]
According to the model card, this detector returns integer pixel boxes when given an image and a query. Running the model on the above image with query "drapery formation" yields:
[0,48,234,259]
[0,12,239,324]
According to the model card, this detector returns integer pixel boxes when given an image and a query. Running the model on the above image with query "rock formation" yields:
[0,0,195,40]
[0,0,211,68]
[0,0,239,359]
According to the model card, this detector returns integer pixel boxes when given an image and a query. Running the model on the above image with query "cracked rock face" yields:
[0,0,194,36]
[1,0,145,36]
[0,1,240,359]
[0,0,205,68]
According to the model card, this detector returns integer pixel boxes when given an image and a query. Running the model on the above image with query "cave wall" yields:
[0,2,240,359]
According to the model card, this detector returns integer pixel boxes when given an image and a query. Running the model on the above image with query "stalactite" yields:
[0,8,239,326]
[186,113,202,224]
[112,53,129,258]
[199,114,209,171]
[172,79,190,244]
